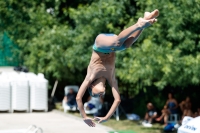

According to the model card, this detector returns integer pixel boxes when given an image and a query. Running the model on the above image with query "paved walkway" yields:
[0,110,114,133]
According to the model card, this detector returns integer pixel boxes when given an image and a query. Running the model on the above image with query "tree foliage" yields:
[1,0,200,93]
[117,0,200,90]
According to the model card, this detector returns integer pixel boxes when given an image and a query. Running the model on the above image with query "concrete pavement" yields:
[0,110,114,133]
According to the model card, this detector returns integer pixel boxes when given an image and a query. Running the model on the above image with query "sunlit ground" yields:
[55,103,176,133]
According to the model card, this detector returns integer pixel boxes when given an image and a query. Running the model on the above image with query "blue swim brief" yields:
[92,33,126,53]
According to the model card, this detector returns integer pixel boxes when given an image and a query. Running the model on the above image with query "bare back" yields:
[86,50,116,85]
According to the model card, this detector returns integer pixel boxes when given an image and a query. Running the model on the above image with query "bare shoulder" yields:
[166,99,169,104]
[173,98,178,102]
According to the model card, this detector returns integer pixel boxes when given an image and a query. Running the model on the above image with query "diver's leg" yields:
[95,9,158,48]
[95,17,156,48]
[123,9,159,48]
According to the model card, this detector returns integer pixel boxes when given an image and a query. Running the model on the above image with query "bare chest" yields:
[87,51,115,82]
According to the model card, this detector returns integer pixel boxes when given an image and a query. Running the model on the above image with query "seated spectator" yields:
[197,107,200,116]
[63,88,77,109]
[166,93,178,114]
[194,107,200,117]
[156,105,170,125]
[179,96,193,119]
[142,102,158,127]
[156,93,178,125]
[85,96,103,112]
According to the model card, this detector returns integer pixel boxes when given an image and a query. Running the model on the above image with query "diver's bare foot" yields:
[137,17,157,29]
[144,9,159,20]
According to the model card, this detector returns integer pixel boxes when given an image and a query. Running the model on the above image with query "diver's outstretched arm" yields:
[76,78,96,127]
[94,78,121,123]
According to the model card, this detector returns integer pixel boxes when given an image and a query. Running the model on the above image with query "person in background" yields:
[156,93,178,125]
[85,96,104,112]
[156,105,170,125]
[142,102,158,127]
[193,107,200,117]
[179,96,193,119]
[63,88,77,109]
[166,93,178,114]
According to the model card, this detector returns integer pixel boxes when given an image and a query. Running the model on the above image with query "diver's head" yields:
[88,77,106,97]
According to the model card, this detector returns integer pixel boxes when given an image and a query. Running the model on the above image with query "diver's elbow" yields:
[115,99,121,104]
[76,96,81,101]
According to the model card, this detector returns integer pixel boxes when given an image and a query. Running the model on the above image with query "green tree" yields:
[16,0,134,83]
[1,0,200,96]
[117,0,200,91]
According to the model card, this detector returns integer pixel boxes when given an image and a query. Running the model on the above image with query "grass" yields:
[55,103,176,133]
[102,118,166,133]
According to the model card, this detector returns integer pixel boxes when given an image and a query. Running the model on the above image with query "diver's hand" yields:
[94,117,108,123]
[83,117,96,127]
